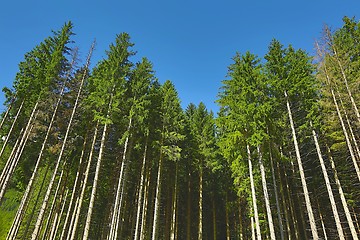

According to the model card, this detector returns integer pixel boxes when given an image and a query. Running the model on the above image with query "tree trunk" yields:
[311,123,345,239]
[186,172,191,240]
[0,100,23,158]
[198,161,203,240]
[60,136,87,240]
[326,145,359,240]
[225,193,230,240]
[284,91,318,239]
[170,162,178,240]
[69,124,99,240]
[140,162,151,240]
[269,146,284,240]
[247,144,261,240]
[257,145,276,240]
[212,194,216,240]
[109,116,132,240]
[134,140,148,240]
[151,135,165,240]
[82,121,109,240]
[0,96,15,131]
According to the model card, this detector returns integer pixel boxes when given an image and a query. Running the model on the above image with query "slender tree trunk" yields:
[198,161,203,240]
[41,170,65,239]
[69,124,99,240]
[257,145,276,240]
[327,30,360,123]
[82,121,109,240]
[0,96,15,132]
[276,161,291,240]
[284,91,318,239]
[225,193,230,240]
[151,135,164,240]
[238,199,244,240]
[109,117,132,240]
[311,123,345,239]
[0,100,37,203]
[186,173,191,240]
[269,146,284,240]
[49,188,68,240]
[170,162,178,240]
[251,216,255,240]
[318,202,328,240]
[212,194,217,240]
[60,136,87,240]
[140,163,151,240]
[324,70,360,181]
[32,61,89,240]
[247,144,261,240]
[0,100,23,158]
[326,145,359,240]
[134,139,148,240]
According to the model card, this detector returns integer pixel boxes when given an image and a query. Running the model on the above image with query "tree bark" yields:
[247,144,261,240]
[257,145,276,240]
[284,91,318,239]
[311,124,345,239]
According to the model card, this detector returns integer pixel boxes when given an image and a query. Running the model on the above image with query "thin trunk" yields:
[238,199,244,240]
[326,145,359,240]
[257,145,276,240]
[318,203,328,240]
[276,161,291,240]
[0,100,23,158]
[109,116,132,240]
[186,173,191,240]
[336,89,360,161]
[170,163,178,240]
[198,162,203,240]
[212,194,216,240]
[41,170,65,239]
[140,163,151,240]
[134,139,148,240]
[328,30,360,123]
[269,146,284,240]
[285,91,318,239]
[352,207,360,233]
[5,123,37,240]
[251,216,255,240]
[0,100,37,202]
[247,144,261,240]
[151,140,164,240]
[324,68,360,181]
[49,189,68,240]
[225,193,230,240]
[311,123,345,239]
[82,122,108,240]
[60,136,87,240]
[0,97,15,131]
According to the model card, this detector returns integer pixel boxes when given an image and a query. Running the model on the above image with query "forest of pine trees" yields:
[0,17,360,239]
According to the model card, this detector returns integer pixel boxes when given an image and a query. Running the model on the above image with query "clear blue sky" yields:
[1,0,360,113]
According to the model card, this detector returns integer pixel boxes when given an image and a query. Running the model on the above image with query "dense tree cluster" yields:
[0,17,360,239]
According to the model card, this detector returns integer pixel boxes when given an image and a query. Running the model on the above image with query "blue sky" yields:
[1,0,360,113]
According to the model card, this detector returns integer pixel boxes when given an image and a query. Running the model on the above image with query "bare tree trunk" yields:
[198,161,203,240]
[212,194,217,240]
[151,134,165,240]
[49,188,68,240]
[247,144,261,240]
[108,117,132,240]
[134,140,148,240]
[311,123,345,239]
[170,162,178,240]
[257,145,276,240]
[326,145,359,240]
[0,96,15,131]
[269,146,284,240]
[284,91,318,239]
[276,161,291,240]
[82,121,109,240]
[225,193,230,240]
[326,26,360,124]
[60,136,87,240]
[0,100,23,158]
[69,124,98,240]
[186,173,191,240]
[140,163,151,240]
